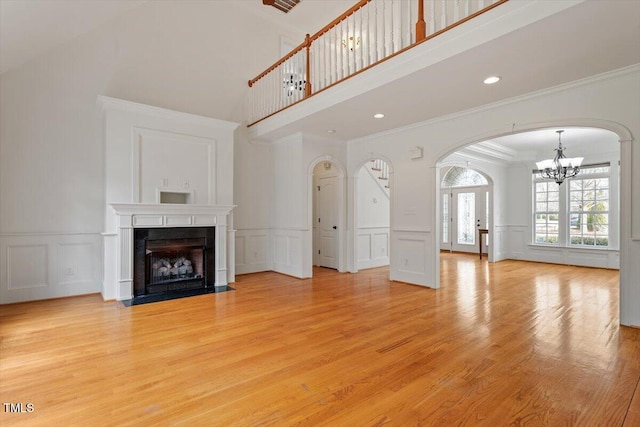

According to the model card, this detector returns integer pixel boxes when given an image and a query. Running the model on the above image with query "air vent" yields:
[263,0,301,14]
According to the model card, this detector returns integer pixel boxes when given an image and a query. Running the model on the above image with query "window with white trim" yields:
[532,163,611,247]
[568,167,610,247]
[534,181,560,244]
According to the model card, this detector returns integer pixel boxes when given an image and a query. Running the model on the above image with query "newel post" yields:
[416,0,426,42]
[305,33,312,97]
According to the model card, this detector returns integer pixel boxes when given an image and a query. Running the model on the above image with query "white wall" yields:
[0,1,300,303]
[234,126,273,275]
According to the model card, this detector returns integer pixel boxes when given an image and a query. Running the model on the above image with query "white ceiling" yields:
[451,127,621,165]
[0,0,637,159]
[0,0,148,73]
[0,0,358,75]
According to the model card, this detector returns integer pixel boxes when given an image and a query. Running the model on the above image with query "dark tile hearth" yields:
[121,286,234,307]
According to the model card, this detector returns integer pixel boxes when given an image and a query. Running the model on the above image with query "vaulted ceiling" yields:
[1,0,638,160]
[0,0,357,75]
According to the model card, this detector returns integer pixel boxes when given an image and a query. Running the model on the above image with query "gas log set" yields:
[150,256,200,283]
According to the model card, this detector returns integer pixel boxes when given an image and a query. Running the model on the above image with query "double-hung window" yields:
[568,166,610,247]
[534,181,560,244]
[533,163,611,247]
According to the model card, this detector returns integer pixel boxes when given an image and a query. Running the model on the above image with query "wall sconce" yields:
[342,36,361,51]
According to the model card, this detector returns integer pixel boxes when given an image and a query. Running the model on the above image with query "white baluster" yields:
[338,20,343,79]
[479,0,485,10]
[454,0,459,21]
[328,35,333,87]
[429,0,436,35]
[385,0,392,56]
[389,0,395,54]
[272,69,278,112]
[375,0,381,62]
[406,0,413,46]
[321,36,326,89]
[345,18,351,79]
[332,27,338,84]
[357,8,363,72]
[347,13,356,76]
[298,51,302,101]
[363,5,370,67]
[297,52,302,102]
[441,0,446,30]
[465,0,470,17]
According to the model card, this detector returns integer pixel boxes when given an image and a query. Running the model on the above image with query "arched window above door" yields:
[442,167,488,188]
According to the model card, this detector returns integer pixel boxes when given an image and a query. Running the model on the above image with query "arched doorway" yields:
[440,166,491,256]
[312,161,339,269]
[433,125,623,288]
[354,159,391,270]
[308,157,347,275]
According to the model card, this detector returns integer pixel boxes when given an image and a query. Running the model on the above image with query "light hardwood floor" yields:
[1,253,639,426]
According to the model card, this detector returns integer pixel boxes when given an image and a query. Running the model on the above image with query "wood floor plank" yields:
[1,254,638,426]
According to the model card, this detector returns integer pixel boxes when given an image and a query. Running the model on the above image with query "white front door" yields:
[318,176,338,269]
[447,187,488,254]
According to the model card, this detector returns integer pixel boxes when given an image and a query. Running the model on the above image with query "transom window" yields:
[533,163,611,247]
[442,167,488,188]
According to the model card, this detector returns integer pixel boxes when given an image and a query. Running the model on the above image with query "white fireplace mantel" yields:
[99,97,238,302]
[108,203,235,300]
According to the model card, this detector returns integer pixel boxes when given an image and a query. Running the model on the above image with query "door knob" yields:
[333,226,337,230]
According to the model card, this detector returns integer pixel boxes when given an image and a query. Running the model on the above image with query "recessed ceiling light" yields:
[327,129,336,134]
[483,76,501,85]
[373,113,385,119]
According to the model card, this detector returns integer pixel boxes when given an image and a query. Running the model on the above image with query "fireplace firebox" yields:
[133,227,215,297]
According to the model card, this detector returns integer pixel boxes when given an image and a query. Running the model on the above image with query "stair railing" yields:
[247,0,508,126]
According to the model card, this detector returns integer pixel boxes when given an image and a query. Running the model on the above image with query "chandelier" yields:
[535,130,583,185]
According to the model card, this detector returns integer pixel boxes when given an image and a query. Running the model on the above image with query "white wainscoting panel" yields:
[507,226,527,260]
[7,244,48,289]
[235,229,270,274]
[357,227,390,270]
[272,228,306,278]
[1,233,102,303]
[493,225,508,261]
[390,230,431,287]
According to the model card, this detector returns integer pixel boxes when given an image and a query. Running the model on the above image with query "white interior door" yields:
[318,176,338,269]
[449,187,488,253]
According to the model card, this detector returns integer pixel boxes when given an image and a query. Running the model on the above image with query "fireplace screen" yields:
[145,238,205,293]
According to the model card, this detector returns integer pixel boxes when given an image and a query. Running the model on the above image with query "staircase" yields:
[365,159,390,198]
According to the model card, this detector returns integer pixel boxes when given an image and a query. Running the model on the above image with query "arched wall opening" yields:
[352,157,392,272]
[437,164,494,260]
[431,122,626,307]
[306,155,347,277]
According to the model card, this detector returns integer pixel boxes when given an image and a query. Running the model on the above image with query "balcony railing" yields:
[247,0,508,126]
